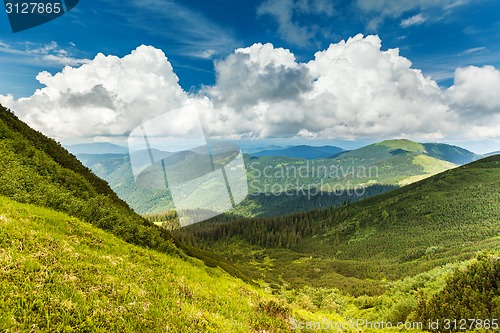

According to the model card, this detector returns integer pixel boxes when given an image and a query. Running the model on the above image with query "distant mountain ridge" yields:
[75,138,482,216]
[251,145,344,159]
[249,139,481,165]
[422,142,482,164]
[241,145,291,154]
[66,142,129,155]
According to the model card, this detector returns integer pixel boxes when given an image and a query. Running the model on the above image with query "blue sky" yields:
[0,0,500,152]
[1,0,499,96]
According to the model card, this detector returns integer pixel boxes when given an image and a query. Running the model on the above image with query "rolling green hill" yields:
[244,139,461,198]
[375,139,425,152]
[0,195,341,332]
[0,105,176,254]
[76,139,475,218]
[1,102,499,332]
[175,155,500,295]
[0,104,345,332]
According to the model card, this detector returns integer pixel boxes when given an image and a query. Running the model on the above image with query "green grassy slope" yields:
[0,105,176,254]
[0,196,494,333]
[1,103,498,331]
[8,193,486,333]
[175,156,500,295]
[337,140,458,186]
[375,139,425,152]
[76,153,175,214]
[0,195,325,332]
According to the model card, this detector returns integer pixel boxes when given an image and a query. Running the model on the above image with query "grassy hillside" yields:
[375,139,425,152]
[11,192,498,332]
[175,156,500,295]
[245,139,475,196]
[0,105,176,254]
[398,155,456,186]
[333,140,458,186]
[3,195,500,332]
[2,103,498,331]
[0,195,336,332]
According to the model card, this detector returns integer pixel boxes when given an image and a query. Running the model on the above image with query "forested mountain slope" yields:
[176,155,500,294]
[0,105,176,253]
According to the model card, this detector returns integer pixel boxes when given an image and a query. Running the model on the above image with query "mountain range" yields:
[66,142,129,155]
[73,139,483,217]
[251,145,344,159]
[1,103,499,331]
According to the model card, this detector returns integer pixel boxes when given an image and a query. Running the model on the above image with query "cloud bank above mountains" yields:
[0,35,499,142]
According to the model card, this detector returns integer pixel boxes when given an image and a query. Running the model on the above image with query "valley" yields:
[0,104,499,332]
[175,156,500,294]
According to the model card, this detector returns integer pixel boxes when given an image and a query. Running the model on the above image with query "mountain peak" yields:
[376,139,425,153]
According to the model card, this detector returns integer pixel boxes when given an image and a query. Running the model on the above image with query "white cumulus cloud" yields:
[448,65,500,114]
[447,66,500,138]
[1,45,188,139]
[203,34,453,140]
[1,36,500,143]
